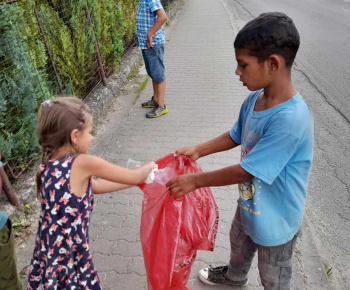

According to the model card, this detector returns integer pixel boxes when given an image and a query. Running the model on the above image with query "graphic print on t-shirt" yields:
[239,144,255,201]
[239,181,255,200]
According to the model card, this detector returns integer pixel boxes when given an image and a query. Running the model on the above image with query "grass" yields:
[123,64,139,85]
[12,203,35,237]
[133,76,149,105]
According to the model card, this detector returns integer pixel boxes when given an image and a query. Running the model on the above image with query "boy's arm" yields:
[146,9,167,49]
[166,164,253,199]
[176,132,239,161]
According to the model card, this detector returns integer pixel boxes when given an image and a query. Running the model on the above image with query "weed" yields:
[133,76,149,105]
[12,216,26,237]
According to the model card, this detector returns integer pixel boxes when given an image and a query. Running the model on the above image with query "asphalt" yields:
[15,0,331,289]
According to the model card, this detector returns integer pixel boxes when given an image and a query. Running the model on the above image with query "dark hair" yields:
[36,96,91,197]
[234,12,300,67]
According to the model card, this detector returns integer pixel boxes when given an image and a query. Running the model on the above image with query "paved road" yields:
[86,0,329,289]
[225,0,350,123]
[11,0,335,289]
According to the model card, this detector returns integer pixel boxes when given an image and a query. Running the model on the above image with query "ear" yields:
[70,129,80,146]
[268,54,281,72]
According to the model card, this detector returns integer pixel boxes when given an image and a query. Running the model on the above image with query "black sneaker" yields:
[199,265,249,286]
[142,96,158,108]
[146,105,168,118]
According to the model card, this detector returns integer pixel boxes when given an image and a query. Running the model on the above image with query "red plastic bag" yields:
[138,154,219,290]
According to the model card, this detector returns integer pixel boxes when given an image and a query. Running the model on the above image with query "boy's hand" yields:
[174,146,200,161]
[146,33,154,49]
[166,173,198,199]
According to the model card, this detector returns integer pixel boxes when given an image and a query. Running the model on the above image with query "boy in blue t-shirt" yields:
[166,12,314,289]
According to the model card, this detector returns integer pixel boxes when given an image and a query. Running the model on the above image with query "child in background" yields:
[167,12,314,289]
[0,209,22,290]
[0,152,22,290]
[137,0,168,118]
[27,97,155,289]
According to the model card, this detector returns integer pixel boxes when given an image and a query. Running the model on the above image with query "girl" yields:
[27,97,155,289]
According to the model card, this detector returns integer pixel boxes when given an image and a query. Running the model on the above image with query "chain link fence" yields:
[0,0,139,179]
[0,0,176,183]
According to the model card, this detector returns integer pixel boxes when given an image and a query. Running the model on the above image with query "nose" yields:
[235,66,241,76]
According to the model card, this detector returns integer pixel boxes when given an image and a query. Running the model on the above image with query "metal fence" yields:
[0,0,175,184]
[0,0,140,179]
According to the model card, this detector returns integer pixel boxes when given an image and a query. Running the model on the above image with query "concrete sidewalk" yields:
[87,0,330,289]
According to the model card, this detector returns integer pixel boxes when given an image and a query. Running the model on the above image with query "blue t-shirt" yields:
[230,89,314,246]
[0,210,8,229]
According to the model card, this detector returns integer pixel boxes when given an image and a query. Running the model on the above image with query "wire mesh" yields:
[0,0,141,178]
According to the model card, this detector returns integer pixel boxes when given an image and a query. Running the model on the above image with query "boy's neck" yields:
[255,79,296,112]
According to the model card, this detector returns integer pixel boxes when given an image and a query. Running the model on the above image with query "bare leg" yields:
[153,79,166,107]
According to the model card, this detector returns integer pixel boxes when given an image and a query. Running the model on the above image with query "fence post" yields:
[85,3,107,86]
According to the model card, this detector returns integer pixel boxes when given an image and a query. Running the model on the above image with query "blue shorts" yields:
[142,44,165,83]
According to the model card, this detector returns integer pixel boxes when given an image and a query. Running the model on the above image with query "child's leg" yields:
[153,79,166,107]
[257,231,300,290]
[226,207,258,281]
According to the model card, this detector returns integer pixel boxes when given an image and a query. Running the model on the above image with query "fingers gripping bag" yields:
[138,154,219,290]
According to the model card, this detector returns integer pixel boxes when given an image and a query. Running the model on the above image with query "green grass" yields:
[123,65,139,85]
[133,76,149,105]
[138,76,149,94]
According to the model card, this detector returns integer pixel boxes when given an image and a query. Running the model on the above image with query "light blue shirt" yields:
[230,89,314,246]
[0,210,8,229]
[136,0,165,49]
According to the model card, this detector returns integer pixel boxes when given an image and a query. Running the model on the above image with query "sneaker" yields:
[199,265,249,286]
[146,106,168,118]
[142,97,158,108]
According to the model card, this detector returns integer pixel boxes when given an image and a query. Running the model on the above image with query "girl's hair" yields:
[36,96,91,197]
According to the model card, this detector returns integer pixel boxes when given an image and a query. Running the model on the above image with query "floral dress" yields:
[28,154,101,290]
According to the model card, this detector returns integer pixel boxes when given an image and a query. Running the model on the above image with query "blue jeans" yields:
[227,207,300,290]
[142,44,165,83]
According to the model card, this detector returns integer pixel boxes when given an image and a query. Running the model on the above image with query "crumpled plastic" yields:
[138,154,219,290]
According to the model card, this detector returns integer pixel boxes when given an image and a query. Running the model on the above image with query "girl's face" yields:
[77,114,93,154]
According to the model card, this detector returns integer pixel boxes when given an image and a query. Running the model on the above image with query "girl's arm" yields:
[91,178,134,194]
[70,155,155,196]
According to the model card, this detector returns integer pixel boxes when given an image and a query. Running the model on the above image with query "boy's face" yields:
[235,48,271,91]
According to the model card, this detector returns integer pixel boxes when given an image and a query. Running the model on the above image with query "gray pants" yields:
[227,207,299,290]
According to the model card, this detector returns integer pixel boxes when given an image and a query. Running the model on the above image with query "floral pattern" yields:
[28,154,100,289]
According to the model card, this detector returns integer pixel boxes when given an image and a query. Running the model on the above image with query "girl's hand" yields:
[145,161,156,172]
[174,146,200,161]
[166,173,198,199]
